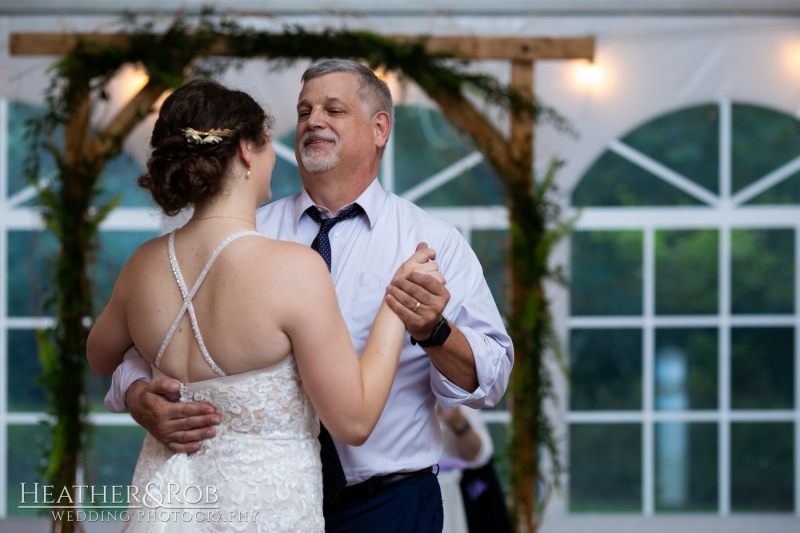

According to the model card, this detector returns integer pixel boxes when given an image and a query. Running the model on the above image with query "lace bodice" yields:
[176,357,319,441]
[123,230,324,532]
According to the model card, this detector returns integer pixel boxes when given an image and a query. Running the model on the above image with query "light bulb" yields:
[580,64,602,85]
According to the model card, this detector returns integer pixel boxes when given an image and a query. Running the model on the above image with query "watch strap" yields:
[410,317,451,347]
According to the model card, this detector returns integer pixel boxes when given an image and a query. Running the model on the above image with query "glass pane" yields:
[86,372,113,414]
[7,101,60,199]
[570,423,642,512]
[89,231,156,411]
[570,329,642,411]
[415,160,506,207]
[622,104,719,194]
[747,169,800,205]
[7,101,148,207]
[5,344,111,415]
[266,135,302,204]
[571,151,705,207]
[7,230,58,317]
[655,328,718,411]
[96,151,150,207]
[94,231,159,310]
[7,424,50,516]
[471,230,509,317]
[731,422,794,512]
[731,229,794,314]
[731,327,794,410]
[486,422,510,489]
[571,231,642,316]
[84,425,147,490]
[394,105,473,195]
[7,328,46,412]
[655,230,718,315]
[655,422,718,512]
[732,103,800,194]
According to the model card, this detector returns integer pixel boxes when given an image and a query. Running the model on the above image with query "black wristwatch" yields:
[410,317,451,347]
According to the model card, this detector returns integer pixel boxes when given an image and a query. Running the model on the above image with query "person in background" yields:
[438,404,512,533]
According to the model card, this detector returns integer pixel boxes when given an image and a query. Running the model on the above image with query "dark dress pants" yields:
[324,473,443,533]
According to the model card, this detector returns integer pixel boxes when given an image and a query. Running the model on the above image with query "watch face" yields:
[432,318,451,346]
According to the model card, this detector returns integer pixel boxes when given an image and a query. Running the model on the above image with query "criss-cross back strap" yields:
[155,229,265,377]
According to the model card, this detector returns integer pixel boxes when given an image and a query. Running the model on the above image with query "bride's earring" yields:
[246,162,252,179]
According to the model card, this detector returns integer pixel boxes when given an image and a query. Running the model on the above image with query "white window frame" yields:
[566,99,800,517]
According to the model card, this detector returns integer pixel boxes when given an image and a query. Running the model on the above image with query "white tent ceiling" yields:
[0,0,799,16]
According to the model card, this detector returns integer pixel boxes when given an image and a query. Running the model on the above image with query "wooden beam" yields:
[10,32,125,55]
[88,78,169,160]
[11,32,594,61]
[390,36,594,61]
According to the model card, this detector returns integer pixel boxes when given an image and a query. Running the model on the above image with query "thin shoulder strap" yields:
[155,229,266,376]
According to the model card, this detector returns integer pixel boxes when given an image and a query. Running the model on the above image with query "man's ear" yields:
[373,110,391,149]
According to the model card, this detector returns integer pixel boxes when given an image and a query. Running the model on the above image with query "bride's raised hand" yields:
[392,242,445,285]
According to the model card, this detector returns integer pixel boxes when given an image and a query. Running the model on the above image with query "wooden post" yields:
[507,59,540,533]
[510,61,534,169]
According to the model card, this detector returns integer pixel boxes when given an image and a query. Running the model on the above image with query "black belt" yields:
[335,467,434,506]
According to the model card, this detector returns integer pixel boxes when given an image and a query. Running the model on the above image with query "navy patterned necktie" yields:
[306,203,364,271]
[305,203,364,508]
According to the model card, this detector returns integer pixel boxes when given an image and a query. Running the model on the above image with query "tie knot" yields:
[306,204,364,233]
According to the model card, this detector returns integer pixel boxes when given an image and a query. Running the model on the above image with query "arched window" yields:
[569,101,799,514]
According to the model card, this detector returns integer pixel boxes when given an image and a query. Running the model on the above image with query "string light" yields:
[119,65,150,101]
[580,63,602,85]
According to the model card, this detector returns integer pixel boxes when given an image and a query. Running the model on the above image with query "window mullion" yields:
[719,224,731,516]
[0,97,8,519]
[643,225,655,516]
[719,98,732,203]
[795,225,800,517]
[380,128,394,193]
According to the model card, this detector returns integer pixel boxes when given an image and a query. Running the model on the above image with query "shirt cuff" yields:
[104,346,153,413]
[431,326,506,411]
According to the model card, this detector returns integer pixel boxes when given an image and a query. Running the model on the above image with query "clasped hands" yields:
[384,242,450,342]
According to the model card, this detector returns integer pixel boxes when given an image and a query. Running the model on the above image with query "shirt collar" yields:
[292,178,388,232]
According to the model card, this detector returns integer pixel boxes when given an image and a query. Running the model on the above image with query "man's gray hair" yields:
[302,59,394,123]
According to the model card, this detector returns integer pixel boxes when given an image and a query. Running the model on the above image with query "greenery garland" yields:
[24,10,571,532]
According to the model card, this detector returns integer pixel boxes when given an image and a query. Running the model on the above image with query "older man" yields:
[107,60,512,532]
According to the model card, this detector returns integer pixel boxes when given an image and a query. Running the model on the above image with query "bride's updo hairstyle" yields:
[139,79,273,216]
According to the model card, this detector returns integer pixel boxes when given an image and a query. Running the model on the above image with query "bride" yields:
[86,79,440,532]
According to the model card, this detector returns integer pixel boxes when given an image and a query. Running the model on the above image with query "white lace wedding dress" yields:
[122,230,324,533]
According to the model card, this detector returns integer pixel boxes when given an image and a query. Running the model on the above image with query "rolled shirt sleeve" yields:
[430,227,514,411]
[104,346,153,413]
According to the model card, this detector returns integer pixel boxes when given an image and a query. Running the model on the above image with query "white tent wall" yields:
[0,8,799,532]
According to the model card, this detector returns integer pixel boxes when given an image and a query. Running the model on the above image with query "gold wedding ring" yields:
[413,301,421,313]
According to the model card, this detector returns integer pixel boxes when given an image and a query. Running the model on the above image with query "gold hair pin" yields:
[180,127,231,145]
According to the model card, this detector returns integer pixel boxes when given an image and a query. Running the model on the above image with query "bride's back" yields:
[121,222,306,383]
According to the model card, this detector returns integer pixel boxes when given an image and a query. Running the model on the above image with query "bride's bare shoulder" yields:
[118,234,170,272]
[237,238,330,282]
[252,238,326,269]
